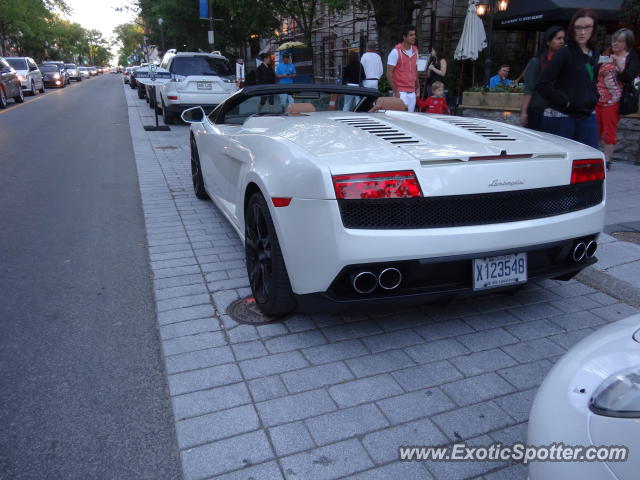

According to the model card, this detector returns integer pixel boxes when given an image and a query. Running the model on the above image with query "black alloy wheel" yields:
[14,87,24,103]
[0,88,7,108]
[244,192,295,316]
[190,136,209,200]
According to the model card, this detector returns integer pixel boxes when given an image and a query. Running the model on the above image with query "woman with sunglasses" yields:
[536,9,600,148]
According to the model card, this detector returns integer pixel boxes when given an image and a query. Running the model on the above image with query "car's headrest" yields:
[286,103,316,115]
[370,97,407,112]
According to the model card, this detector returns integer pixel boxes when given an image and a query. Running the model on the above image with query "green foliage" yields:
[0,0,111,63]
[621,0,640,25]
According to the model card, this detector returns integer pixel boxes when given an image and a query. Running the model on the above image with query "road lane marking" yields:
[0,79,93,115]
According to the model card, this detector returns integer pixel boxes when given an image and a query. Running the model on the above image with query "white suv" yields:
[5,57,45,95]
[155,50,237,124]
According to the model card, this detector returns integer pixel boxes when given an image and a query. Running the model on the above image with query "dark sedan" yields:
[38,64,66,88]
[0,56,24,108]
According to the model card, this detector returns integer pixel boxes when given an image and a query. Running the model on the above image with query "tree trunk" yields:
[370,1,416,61]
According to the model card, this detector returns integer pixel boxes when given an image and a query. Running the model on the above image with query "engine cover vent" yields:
[439,118,517,142]
[333,117,421,145]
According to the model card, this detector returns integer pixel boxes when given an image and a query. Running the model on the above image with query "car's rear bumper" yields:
[166,103,219,114]
[294,239,596,313]
[272,197,606,295]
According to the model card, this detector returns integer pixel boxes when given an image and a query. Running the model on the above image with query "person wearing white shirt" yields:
[360,41,383,90]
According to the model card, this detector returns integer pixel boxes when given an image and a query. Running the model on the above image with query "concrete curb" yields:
[577,266,640,309]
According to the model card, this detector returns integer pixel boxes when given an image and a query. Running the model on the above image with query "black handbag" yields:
[619,82,639,115]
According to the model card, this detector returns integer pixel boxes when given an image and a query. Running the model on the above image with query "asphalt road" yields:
[0,75,182,479]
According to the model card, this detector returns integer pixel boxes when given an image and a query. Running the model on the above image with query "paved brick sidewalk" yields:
[124,85,639,480]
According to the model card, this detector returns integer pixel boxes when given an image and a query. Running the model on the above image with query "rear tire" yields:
[14,87,24,103]
[0,88,7,108]
[29,81,36,96]
[39,82,45,94]
[162,100,175,124]
[190,136,209,200]
[245,192,295,316]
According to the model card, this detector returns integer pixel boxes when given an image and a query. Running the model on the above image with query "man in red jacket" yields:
[387,25,420,112]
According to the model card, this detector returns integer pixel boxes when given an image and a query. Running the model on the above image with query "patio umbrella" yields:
[454,0,487,61]
[276,42,306,51]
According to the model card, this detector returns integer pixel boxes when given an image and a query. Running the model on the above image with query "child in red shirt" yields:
[416,81,450,114]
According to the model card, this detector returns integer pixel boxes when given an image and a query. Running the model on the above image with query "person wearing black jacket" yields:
[342,52,366,111]
[256,54,275,112]
[536,9,600,148]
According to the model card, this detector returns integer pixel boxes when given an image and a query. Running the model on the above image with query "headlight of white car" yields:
[18,74,26,81]
[590,366,640,418]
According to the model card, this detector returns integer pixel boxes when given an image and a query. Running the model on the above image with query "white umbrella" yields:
[454,0,487,61]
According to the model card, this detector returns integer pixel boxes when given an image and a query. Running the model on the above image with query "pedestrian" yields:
[360,41,383,90]
[275,53,296,109]
[597,28,639,170]
[256,54,275,112]
[416,81,450,114]
[520,26,566,131]
[536,8,600,148]
[342,52,366,111]
[426,46,447,96]
[489,65,511,89]
[235,58,245,88]
[387,25,420,112]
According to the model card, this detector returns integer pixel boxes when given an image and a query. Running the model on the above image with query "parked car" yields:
[38,63,66,88]
[0,56,24,107]
[5,56,45,95]
[78,66,90,79]
[88,67,97,77]
[42,61,70,84]
[155,50,236,124]
[123,66,133,84]
[181,84,606,315]
[528,314,640,480]
[64,63,81,82]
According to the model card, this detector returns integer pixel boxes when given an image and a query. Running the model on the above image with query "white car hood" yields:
[243,110,597,165]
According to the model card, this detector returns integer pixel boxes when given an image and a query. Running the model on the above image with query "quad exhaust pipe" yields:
[572,240,598,262]
[352,268,403,294]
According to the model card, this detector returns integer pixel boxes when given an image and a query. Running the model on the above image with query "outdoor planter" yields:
[462,91,523,109]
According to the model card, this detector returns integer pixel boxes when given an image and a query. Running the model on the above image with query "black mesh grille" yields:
[338,181,603,229]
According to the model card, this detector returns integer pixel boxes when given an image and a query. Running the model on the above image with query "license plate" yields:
[473,253,527,291]
[197,82,212,90]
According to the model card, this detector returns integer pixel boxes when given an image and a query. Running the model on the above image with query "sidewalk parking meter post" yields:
[136,67,172,131]
[144,85,170,131]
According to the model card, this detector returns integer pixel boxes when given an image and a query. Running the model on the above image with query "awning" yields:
[493,0,622,31]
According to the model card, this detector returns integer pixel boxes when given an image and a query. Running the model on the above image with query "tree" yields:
[113,22,144,65]
[369,0,417,60]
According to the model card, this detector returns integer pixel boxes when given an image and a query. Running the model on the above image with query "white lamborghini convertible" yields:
[182,84,606,316]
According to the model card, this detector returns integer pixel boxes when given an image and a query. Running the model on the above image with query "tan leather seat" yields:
[369,97,407,112]
[286,102,316,115]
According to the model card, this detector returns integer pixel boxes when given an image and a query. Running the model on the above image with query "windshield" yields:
[38,65,58,71]
[78,67,87,71]
[65,64,77,69]
[170,56,232,77]
[6,59,27,70]
[220,88,378,125]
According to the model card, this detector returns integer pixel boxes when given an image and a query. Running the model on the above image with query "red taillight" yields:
[571,159,605,184]
[332,170,423,199]
[167,95,179,100]
[271,197,292,207]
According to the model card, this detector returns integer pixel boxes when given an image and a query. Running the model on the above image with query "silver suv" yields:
[155,50,237,124]
[65,63,81,81]
[5,57,45,95]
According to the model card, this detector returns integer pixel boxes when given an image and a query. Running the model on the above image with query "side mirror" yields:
[181,106,206,123]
